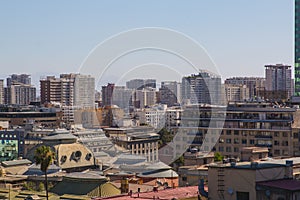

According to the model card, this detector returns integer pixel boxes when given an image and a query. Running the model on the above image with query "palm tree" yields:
[34,145,55,200]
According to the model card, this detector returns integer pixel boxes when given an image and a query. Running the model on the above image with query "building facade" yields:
[135,104,167,129]
[40,74,95,126]
[4,83,36,105]
[126,79,156,90]
[103,127,160,162]
[224,84,249,102]
[265,64,292,100]
[0,129,26,161]
[40,75,75,106]
[182,71,222,105]
[111,86,134,111]
[165,107,182,131]
[295,0,300,96]
[158,81,181,107]
[101,83,115,107]
[7,74,31,87]
[134,88,156,108]
[224,77,265,99]
[208,161,293,200]
[168,103,300,159]
[74,74,95,108]
[0,80,4,104]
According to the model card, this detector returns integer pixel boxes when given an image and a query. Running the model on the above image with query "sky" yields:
[0,1,294,89]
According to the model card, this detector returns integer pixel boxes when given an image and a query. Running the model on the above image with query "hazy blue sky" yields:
[0,1,293,88]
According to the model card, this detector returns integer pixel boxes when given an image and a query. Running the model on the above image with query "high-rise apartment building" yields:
[224,77,265,99]
[4,74,36,105]
[265,64,292,100]
[134,88,156,108]
[7,74,31,87]
[74,74,95,108]
[126,79,156,90]
[182,71,222,105]
[40,73,95,108]
[4,83,36,105]
[111,86,134,110]
[295,0,300,95]
[101,83,115,106]
[0,80,3,104]
[224,84,249,102]
[158,81,181,106]
[168,103,300,159]
[40,74,95,126]
[40,75,74,106]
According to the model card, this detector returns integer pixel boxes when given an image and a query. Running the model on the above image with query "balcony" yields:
[254,135,273,139]
[255,144,272,147]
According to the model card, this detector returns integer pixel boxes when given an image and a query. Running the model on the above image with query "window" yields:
[226,130,231,135]
[234,147,239,152]
[226,139,231,144]
[234,138,239,144]
[282,141,288,146]
[282,132,288,137]
[242,139,247,144]
[234,130,239,135]
[236,191,249,200]
[249,139,255,145]
[219,146,224,152]
[274,141,279,146]
[182,177,187,181]
[274,132,279,137]
[226,147,231,152]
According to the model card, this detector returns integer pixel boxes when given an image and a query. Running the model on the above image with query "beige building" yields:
[165,107,182,131]
[134,88,156,108]
[178,165,208,187]
[208,161,294,200]
[224,84,249,102]
[240,147,269,161]
[26,130,95,172]
[173,102,300,159]
[103,127,159,162]
[216,102,300,158]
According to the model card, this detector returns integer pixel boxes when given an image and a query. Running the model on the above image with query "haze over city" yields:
[0,1,300,200]
[0,0,293,87]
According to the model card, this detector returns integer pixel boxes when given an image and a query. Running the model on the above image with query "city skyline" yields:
[0,1,293,87]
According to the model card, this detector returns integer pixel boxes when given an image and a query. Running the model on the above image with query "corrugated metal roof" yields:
[138,169,178,178]
[2,159,31,167]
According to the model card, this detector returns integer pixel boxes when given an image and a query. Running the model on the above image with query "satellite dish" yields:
[228,188,234,195]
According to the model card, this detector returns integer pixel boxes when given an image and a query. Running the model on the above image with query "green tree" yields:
[158,128,173,148]
[34,145,55,200]
[214,152,224,162]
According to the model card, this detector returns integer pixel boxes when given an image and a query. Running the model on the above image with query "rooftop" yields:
[138,169,178,178]
[2,159,31,167]
[257,179,300,191]
[209,162,286,170]
[42,132,77,141]
[102,186,199,200]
